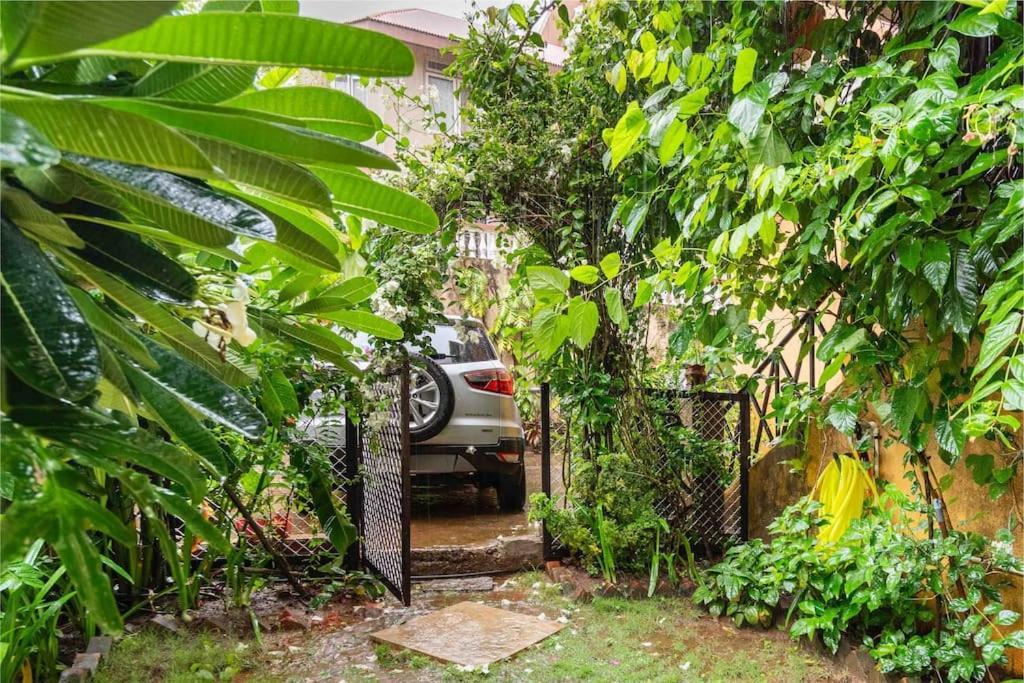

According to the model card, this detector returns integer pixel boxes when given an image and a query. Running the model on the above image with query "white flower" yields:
[223,300,257,347]
[366,408,391,432]
[991,540,1013,556]
[191,278,257,349]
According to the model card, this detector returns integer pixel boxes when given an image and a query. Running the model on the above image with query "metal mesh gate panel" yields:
[356,363,411,605]
[541,386,749,561]
[667,392,750,555]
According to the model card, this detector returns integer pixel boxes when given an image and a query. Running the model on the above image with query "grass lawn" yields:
[94,573,838,682]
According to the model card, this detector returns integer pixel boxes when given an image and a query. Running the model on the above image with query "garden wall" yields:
[748,422,1024,675]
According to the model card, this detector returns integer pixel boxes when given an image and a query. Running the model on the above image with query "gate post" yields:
[399,357,412,606]
[540,382,556,561]
[739,391,751,541]
[344,412,362,570]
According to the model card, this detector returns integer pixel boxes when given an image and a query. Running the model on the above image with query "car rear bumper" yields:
[411,437,524,476]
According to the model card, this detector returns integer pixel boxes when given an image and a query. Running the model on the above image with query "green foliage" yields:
[598,0,1022,495]
[0,541,73,682]
[0,0,434,667]
[693,492,1024,681]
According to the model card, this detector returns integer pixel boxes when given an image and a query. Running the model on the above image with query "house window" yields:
[427,73,458,133]
[333,74,367,104]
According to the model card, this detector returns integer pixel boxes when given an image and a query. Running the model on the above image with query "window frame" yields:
[425,71,459,134]
[333,73,368,105]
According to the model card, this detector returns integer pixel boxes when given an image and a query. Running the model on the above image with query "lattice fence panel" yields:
[665,394,747,554]
[358,367,410,603]
[541,388,749,562]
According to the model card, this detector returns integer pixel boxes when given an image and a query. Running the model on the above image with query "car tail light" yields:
[463,369,514,395]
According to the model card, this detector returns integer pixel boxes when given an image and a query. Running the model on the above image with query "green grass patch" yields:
[93,629,272,683]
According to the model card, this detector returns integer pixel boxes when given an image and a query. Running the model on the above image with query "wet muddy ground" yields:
[94,572,858,683]
[410,450,546,548]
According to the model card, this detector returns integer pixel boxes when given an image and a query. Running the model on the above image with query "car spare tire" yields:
[408,354,454,443]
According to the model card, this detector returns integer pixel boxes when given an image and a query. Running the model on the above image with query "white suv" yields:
[301,317,527,511]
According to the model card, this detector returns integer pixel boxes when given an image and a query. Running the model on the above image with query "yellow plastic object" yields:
[811,454,878,547]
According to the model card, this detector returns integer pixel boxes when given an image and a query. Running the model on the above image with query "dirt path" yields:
[95,572,857,683]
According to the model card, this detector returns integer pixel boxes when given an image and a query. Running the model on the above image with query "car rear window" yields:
[419,322,496,363]
[348,321,497,363]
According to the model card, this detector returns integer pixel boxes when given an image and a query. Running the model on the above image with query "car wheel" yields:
[407,354,454,443]
[497,466,526,512]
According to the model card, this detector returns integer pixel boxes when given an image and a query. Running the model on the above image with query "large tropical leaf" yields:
[93,98,397,170]
[152,487,231,553]
[0,495,53,569]
[320,275,377,304]
[132,63,257,102]
[266,225,341,273]
[1,99,215,178]
[314,167,439,234]
[223,190,341,271]
[292,296,352,315]
[66,213,198,304]
[36,13,414,76]
[225,86,379,141]
[119,361,232,474]
[40,56,148,85]
[187,135,332,212]
[266,368,300,416]
[58,251,252,387]
[321,309,403,340]
[67,288,156,369]
[127,335,266,439]
[0,219,100,400]
[1,1,174,65]
[257,315,361,374]
[52,499,124,634]
[0,185,83,247]
[59,212,247,263]
[0,110,60,169]
[10,403,207,501]
[67,155,275,247]
[12,164,78,202]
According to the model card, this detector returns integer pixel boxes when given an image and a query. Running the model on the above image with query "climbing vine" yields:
[584,0,1022,502]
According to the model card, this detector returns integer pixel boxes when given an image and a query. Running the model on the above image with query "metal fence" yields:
[260,363,412,605]
[747,309,828,453]
[664,391,750,555]
[540,385,750,561]
[352,363,411,605]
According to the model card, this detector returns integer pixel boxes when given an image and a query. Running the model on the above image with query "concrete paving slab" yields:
[370,601,563,667]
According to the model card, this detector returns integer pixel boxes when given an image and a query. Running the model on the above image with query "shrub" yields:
[693,490,1024,681]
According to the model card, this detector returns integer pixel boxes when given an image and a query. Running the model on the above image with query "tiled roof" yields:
[361,7,565,66]
[368,8,469,40]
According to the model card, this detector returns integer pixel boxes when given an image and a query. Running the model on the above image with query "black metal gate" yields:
[540,384,750,561]
[344,361,412,606]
